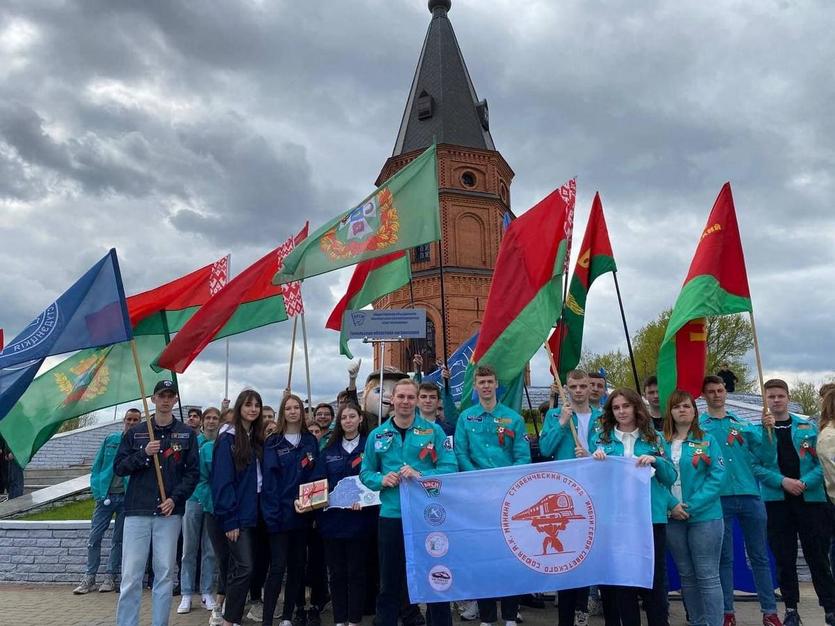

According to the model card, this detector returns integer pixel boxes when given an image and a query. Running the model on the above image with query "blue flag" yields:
[0,249,132,419]
[401,457,653,601]
[422,332,478,403]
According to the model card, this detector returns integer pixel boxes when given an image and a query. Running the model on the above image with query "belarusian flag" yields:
[158,225,308,373]
[325,251,411,359]
[459,180,575,407]
[0,259,229,466]
[657,183,752,406]
[273,145,439,284]
[548,192,617,381]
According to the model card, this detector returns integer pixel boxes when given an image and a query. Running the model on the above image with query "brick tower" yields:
[374,0,514,371]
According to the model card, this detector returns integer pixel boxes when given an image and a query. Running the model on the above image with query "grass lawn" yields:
[20,498,95,521]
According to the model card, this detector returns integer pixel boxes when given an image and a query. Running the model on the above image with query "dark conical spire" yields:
[392,2,494,156]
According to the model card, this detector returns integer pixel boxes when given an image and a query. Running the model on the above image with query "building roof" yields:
[392,0,495,156]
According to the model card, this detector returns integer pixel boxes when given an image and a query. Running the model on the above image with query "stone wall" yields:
[27,421,123,469]
[0,520,114,583]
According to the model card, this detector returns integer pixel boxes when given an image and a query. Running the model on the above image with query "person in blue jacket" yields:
[211,389,265,626]
[309,402,377,626]
[73,408,141,595]
[662,389,726,626]
[589,388,676,626]
[261,393,320,626]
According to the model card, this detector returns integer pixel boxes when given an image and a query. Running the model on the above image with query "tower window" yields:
[417,90,434,120]
[413,243,431,263]
[460,171,477,188]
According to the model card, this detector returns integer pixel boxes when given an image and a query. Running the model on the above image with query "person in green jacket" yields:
[455,365,530,626]
[698,375,781,626]
[360,377,458,626]
[760,379,835,626]
[661,389,726,626]
[72,408,141,595]
[589,388,676,626]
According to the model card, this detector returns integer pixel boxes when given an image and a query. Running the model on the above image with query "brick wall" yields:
[27,421,123,469]
[0,520,115,583]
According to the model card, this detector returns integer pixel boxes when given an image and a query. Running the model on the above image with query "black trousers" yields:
[643,524,669,626]
[296,525,329,611]
[477,596,519,622]
[766,498,835,612]
[600,585,640,626]
[249,520,270,602]
[204,513,229,596]
[377,517,450,626]
[263,528,307,626]
[557,587,589,626]
[324,535,370,623]
[224,527,257,623]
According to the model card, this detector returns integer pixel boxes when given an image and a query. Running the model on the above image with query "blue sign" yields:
[422,332,478,403]
[401,457,654,602]
[344,309,426,340]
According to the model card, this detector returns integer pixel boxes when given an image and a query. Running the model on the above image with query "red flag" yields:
[157,225,308,373]
[0,328,3,351]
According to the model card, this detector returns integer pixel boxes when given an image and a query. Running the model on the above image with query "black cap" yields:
[153,379,178,395]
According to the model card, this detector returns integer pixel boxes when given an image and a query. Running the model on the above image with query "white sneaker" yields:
[246,599,264,622]
[574,610,589,626]
[209,607,224,626]
[201,594,217,610]
[460,601,479,621]
[506,621,518,626]
[177,595,192,614]
[279,620,293,626]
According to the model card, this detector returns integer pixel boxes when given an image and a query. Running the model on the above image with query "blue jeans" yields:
[116,515,182,626]
[180,499,215,596]
[667,519,724,626]
[86,494,125,577]
[720,495,777,614]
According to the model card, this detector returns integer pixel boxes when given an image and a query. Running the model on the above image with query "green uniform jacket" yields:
[360,415,458,519]
[455,402,531,471]
[539,407,603,460]
[92,431,126,501]
[699,412,770,497]
[758,414,825,503]
[589,431,676,524]
[188,433,210,502]
[193,439,215,513]
[662,434,725,523]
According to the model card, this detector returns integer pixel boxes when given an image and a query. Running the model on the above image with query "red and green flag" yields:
[548,192,617,381]
[657,182,752,407]
[325,251,411,359]
[460,179,575,408]
[273,145,439,284]
[158,225,308,373]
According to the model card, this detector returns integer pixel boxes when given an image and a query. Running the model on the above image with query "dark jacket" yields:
[211,429,261,532]
[114,418,200,517]
[312,436,377,539]
[261,432,319,534]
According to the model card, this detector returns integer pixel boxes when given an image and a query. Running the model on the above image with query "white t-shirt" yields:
[671,439,684,502]
[576,412,593,449]
[284,432,301,447]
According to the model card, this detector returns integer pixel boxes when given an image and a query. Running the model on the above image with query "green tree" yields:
[579,349,634,390]
[791,380,823,416]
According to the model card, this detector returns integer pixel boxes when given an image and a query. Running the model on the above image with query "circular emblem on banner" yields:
[423,503,446,526]
[427,564,453,591]
[500,470,596,574]
[425,531,449,557]
[5,303,59,356]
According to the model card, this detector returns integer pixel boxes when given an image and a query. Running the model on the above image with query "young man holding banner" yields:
[360,378,458,626]
[455,365,531,626]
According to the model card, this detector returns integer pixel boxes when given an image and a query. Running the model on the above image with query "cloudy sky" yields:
[1,0,833,414]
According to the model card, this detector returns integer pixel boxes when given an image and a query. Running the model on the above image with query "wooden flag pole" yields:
[129,338,167,501]
[224,254,232,401]
[748,311,774,443]
[287,316,298,392]
[300,312,313,417]
[544,341,581,449]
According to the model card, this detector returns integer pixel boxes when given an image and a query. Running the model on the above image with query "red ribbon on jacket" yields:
[301,452,315,469]
[726,429,744,446]
[800,441,818,459]
[497,426,515,446]
[351,454,363,469]
[162,447,181,463]
[419,442,437,463]
[692,448,712,468]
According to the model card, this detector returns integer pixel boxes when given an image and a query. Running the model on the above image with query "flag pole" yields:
[438,242,451,367]
[287,316,298,392]
[300,312,313,417]
[224,254,231,401]
[612,271,641,393]
[129,338,167,501]
[543,341,581,448]
[748,310,773,442]
[160,312,185,423]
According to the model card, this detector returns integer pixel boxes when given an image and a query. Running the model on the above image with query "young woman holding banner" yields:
[261,393,320,626]
[589,388,676,626]
[661,389,726,626]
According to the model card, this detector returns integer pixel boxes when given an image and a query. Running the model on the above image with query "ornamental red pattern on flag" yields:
[209,256,229,296]
[277,232,305,317]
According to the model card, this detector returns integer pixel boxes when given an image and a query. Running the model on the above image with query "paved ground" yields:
[0,584,825,626]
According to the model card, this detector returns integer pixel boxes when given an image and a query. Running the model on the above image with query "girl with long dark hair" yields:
[210,389,265,626]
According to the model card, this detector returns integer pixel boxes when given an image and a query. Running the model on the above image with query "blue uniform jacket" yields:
[699,411,770,497]
[311,436,377,539]
[114,418,200,517]
[758,414,826,503]
[211,430,261,532]
[662,433,726,522]
[539,406,603,460]
[91,431,126,501]
[261,432,320,534]
[194,440,214,514]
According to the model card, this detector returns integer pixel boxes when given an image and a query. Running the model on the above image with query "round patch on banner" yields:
[428,564,453,591]
[500,470,596,574]
[423,503,446,526]
[425,531,449,557]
